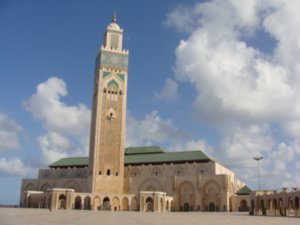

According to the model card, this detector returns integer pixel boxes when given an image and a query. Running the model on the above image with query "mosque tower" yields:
[88,14,129,194]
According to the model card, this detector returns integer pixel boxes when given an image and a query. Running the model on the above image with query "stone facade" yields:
[20,156,247,212]
[249,189,300,217]
[20,15,249,213]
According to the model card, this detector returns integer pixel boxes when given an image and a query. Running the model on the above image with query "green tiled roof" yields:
[125,146,167,155]
[125,150,210,165]
[236,185,252,195]
[50,157,88,168]
[49,146,212,168]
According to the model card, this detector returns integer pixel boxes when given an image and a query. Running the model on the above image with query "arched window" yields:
[107,169,111,176]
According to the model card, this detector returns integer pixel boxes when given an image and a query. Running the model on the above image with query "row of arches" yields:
[251,195,300,216]
[24,180,82,193]
[130,165,211,178]
[58,194,139,211]
[138,178,222,212]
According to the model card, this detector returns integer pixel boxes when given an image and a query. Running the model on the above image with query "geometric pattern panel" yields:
[100,50,128,69]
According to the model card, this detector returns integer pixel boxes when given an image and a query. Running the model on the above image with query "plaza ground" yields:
[0,208,299,225]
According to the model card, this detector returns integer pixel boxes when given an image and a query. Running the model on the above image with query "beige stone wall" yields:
[124,161,245,211]
[230,195,250,212]
[250,189,300,216]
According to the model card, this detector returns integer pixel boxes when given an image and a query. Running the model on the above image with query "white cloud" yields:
[154,78,179,102]
[126,111,189,147]
[166,0,300,189]
[24,77,91,165]
[283,121,300,138]
[216,124,300,189]
[168,0,300,125]
[0,158,34,176]
[24,77,90,137]
[0,114,23,152]
[220,125,273,164]
[170,139,214,155]
[164,4,198,33]
[38,132,71,164]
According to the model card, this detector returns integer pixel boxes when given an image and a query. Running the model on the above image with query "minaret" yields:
[88,14,129,194]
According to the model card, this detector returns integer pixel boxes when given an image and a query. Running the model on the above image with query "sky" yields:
[1,0,300,205]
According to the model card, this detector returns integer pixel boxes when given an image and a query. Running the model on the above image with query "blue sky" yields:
[1,0,300,205]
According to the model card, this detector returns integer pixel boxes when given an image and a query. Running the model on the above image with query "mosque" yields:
[20,15,251,212]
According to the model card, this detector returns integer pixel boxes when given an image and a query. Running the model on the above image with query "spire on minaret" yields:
[112,11,117,23]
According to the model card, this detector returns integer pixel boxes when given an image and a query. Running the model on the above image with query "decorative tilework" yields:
[117,73,125,82]
[100,50,128,69]
[103,71,111,78]
[108,79,119,89]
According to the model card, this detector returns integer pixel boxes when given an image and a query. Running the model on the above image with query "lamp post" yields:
[253,156,263,191]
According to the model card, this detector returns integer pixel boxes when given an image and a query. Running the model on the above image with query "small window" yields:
[116,172,118,176]
[99,171,102,175]
[107,169,111,176]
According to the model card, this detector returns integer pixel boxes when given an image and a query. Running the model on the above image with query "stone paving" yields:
[0,208,299,225]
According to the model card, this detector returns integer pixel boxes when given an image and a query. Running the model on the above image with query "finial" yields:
[112,11,117,23]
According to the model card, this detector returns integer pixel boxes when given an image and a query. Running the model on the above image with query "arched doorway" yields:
[93,197,101,210]
[209,202,215,212]
[279,198,285,216]
[179,182,194,211]
[122,197,129,211]
[203,181,220,212]
[295,197,299,210]
[102,197,111,210]
[74,196,82,209]
[146,197,153,212]
[84,196,91,210]
[272,198,277,215]
[59,194,66,209]
[112,197,120,211]
[183,202,190,211]
[250,200,255,215]
[261,199,266,215]
[131,198,138,211]
[239,199,249,212]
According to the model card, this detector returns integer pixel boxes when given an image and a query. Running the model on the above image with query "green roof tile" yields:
[236,185,252,195]
[50,157,88,168]
[125,146,167,155]
[125,150,210,165]
[49,146,212,168]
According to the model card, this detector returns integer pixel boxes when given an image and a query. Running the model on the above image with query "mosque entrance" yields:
[74,196,82,209]
[146,197,153,212]
[209,202,216,211]
[102,197,111,210]
[183,202,190,211]
[59,194,66,209]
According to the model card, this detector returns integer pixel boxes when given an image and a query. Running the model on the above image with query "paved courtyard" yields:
[0,208,299,225]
